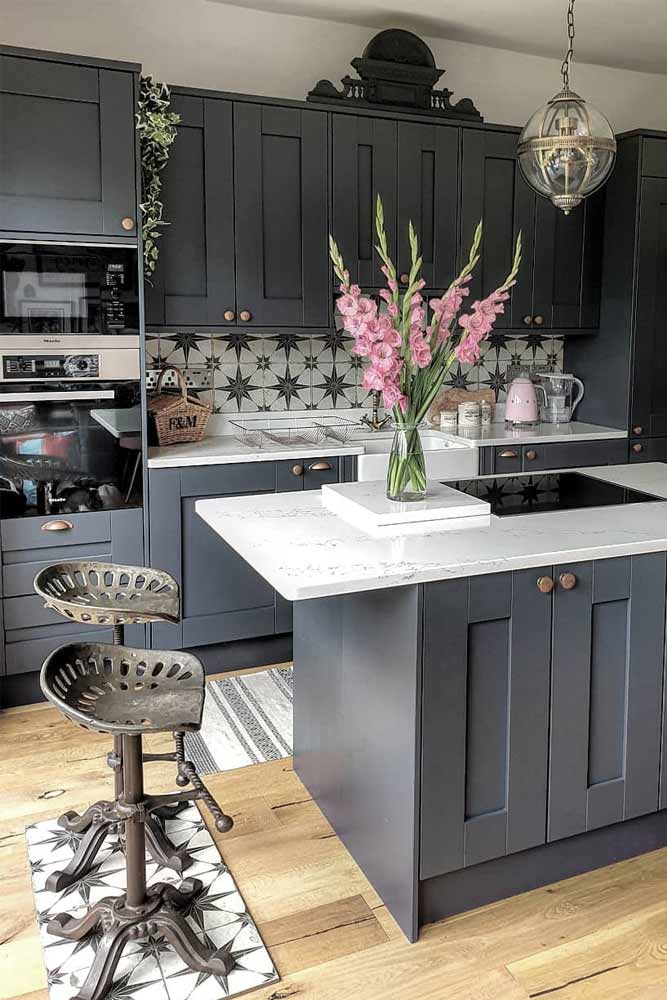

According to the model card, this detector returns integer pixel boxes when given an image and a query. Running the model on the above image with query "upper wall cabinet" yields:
[461,129,603,332]
[146,95,330,328]
[0,48,137,240]
[331,114,459,289]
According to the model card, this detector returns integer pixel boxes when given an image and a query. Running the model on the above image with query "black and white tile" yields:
[27,805,278,1000]
[145,328,565,411]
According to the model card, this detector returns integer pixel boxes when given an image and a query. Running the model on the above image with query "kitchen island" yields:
[197,463,667,942]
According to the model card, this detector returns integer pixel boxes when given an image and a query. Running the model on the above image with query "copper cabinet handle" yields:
[239,310,252,322]
[499,450,518,458]
[121,217,135,231]
[309,461,332,471]
[223,310,235,321]
[537,576,554,594]
[292,464,304,476]
[400,273,409,285]
[632,443,644,453]
[559,572,577,591]
[525,450,538,461]
[41,519,73,532]
[632,426,643,435]
[523,315,533,325]
[533,315,544,326]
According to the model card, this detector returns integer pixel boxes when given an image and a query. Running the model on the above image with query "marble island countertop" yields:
[196,462,667,602]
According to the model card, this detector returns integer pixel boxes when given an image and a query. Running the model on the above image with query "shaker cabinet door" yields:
[0,54,136,238]
[461,129,534,329]
[397,122,459,290]
[548,554,667,842]
[234,103,329,326]
[420,568,552,878]
[144,95,236,326]
[332,114,398,287]
[631,177,667,437]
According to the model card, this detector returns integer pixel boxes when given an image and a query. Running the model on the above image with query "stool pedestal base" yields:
[48,878,235,1000]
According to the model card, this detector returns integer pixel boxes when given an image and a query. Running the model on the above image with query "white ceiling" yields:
[206,0,667,75]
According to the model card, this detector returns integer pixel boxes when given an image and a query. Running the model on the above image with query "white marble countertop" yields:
[195,463,667,602]
[435,420,627,448]
[147,434,366,468]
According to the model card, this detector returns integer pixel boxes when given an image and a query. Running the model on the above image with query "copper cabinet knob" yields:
[292,464,304,476]
[559,572,577,591]
[499,449,518,458]
[523,315,533,325]
[223,310,235,321]
[632,426,643,435]
[533,315,544,326]
[632,443,644,453]
[41,519,73,532]
[525,450,537,461]
[400,273,409,285]
[121,217,135,231]
[239,310,252,322]
[309,461,332,471]
[537,576,554,594]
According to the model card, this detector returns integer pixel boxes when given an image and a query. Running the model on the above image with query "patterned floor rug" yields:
[184,666,293,775]
[27,804,278,1000]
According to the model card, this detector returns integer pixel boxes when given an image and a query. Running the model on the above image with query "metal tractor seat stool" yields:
[33,561,232,892]
[41,642,235,1000]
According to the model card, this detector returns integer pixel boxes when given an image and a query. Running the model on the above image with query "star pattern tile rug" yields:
[26,805,278,1000]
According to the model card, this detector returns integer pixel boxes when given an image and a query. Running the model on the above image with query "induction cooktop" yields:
[443,472,663,518]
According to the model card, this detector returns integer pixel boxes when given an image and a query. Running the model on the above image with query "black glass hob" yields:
[443,472,662,518]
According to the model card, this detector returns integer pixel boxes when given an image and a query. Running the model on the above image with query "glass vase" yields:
[386,423,427,502]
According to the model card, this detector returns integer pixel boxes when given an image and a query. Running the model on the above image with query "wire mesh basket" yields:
[230,417,325,448]
[313,416,358,444]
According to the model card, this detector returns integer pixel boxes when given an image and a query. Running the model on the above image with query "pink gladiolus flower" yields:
[336,294,358,316]
[382,382,408,412]
[388,278,398,293]
[410,292,423,306]
[356,297,377,317]
[362,367,385,392]
[370,341,397,372]
[388,302,399,318]
[349,284,361,298]
[409,330,432,369]
[379,288,393,304]
[409,305,425,328]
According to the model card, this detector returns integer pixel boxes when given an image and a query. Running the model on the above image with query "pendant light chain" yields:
[560,0,576,90]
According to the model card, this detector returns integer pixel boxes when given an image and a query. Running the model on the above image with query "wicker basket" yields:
[148,366,211,446]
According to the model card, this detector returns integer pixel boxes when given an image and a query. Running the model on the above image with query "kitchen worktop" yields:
[435,419,628,448]
[196,462,667,601]
[147,434,366,468]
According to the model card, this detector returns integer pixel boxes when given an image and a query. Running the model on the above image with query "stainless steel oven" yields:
[0,346,142,518]
[0,242,139,345]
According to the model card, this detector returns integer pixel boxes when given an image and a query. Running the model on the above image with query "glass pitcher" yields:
[539,373,585,424]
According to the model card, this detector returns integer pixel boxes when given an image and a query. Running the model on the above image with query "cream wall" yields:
[2,0,667,132]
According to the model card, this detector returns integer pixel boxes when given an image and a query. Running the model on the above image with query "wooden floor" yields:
[4,670,667,999]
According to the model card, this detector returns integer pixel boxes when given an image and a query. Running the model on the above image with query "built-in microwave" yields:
[0,242,139,344]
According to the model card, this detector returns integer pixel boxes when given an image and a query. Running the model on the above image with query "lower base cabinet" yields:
[0,506,146,688]
[420,553,667,880]
[148,457,351,650]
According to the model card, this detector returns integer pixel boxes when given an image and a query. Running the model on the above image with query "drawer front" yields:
[178,463,276,497]
[303,457,340,491]
[628,438,667,462]
[5,594,67,631]
[523,440,626,471]
[494,446,522,473]
[1,510,111,553]
[6,623,145,676]
[3,544,112,598]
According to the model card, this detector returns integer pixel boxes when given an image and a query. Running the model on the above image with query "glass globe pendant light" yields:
[517,0,616,214]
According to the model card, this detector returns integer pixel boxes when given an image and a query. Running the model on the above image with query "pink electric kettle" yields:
[505,376,546,427]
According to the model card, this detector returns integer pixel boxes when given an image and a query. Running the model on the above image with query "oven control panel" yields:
[2,353,100,379]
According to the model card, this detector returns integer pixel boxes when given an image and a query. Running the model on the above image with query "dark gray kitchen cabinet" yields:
[147,94,329,328]
[462,128,603,332]
[1,507,145,680]
[397,122,460,289]
[421,568,552,877]
[234,104,329,327]
[420,553,667,881]
[148,456,350,650]
[331,114,398,288]
[482,437,627,474]
[549,554,666,840]
[144,95,235,326]
[0,47,138,239]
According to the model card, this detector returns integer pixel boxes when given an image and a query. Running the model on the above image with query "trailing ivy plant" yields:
[136,76,180,282]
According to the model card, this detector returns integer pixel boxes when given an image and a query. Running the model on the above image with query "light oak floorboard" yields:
[4,681,667,1000]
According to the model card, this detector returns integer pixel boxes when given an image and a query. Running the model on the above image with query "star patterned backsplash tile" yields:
[145,328,565,413]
